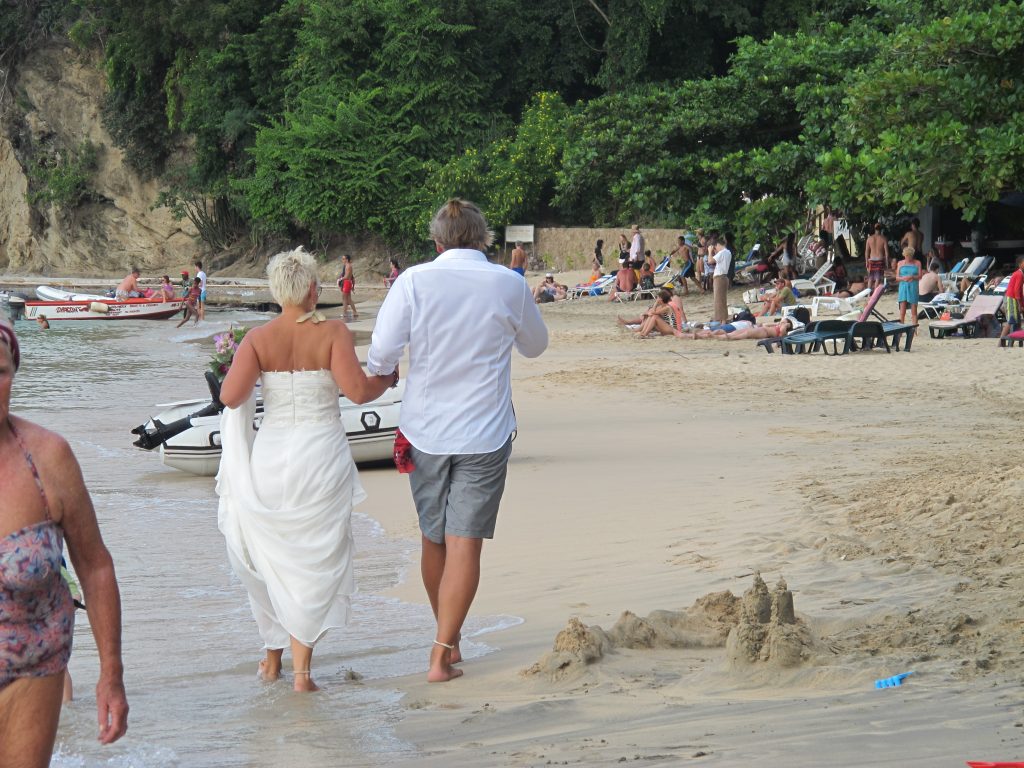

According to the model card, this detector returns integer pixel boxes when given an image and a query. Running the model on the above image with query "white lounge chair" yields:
[927,293,1004,339]
[791,257,836,296]
[566,273,615,300]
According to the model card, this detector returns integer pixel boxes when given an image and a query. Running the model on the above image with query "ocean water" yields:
[10,311,520,767]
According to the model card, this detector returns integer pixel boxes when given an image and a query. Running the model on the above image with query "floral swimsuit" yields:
[0,421,74,690]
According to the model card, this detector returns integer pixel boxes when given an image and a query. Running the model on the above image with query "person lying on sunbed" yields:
[686,318,795,341]
[616,289,686,338]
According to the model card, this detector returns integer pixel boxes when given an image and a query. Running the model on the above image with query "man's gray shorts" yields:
[409,436,513,543]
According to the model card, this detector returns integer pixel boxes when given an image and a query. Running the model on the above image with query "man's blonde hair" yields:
[267,246,317,307]
[429,198,493,251]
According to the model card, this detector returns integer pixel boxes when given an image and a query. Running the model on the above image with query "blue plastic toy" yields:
[875,671,914,689]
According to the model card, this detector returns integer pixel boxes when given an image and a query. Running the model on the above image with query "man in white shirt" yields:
[194,259,208,321]
[708,236,732,322]
[367,198,548,683]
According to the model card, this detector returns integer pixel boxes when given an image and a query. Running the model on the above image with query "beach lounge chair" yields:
[927,293,1004,339]
[938,257,968,292]
[566,273,614,300]
[779,319,852,354]
[771,285,915,354]
[845,284,916,349]
[788,287,871,319]
[917,292,965,320]
[843,321,891,354]
[790,257,836,297]
[945,256,993,296]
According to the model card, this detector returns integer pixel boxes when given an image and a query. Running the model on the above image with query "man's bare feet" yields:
[427,641,464,683]
[293,671,320,692]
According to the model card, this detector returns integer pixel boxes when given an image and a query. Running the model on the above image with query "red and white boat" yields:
[24,286,185,321]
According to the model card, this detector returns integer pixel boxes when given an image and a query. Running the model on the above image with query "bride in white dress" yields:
[216,247,397,691]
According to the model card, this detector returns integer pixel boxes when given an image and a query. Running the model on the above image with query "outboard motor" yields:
[131,372,226,450]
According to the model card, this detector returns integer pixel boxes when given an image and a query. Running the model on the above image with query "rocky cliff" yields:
[0,45,202,277]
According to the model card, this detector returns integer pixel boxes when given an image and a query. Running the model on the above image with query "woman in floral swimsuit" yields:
[0,320,129,765]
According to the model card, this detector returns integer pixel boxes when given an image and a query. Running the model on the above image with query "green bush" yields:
[27,141,98,208]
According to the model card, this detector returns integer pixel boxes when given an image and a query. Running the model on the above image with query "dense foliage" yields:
[2,0,1021,252]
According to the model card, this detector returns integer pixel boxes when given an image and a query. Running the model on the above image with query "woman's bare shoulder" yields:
[9,416,77,471]
[323,318,353,334]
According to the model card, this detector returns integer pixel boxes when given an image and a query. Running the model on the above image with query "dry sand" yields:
[353,272,1024,766]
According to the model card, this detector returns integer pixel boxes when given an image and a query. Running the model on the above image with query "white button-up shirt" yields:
[712,248,732,277]
[367,249,548,455]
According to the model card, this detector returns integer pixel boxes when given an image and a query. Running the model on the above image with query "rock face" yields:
[0,45,201,276]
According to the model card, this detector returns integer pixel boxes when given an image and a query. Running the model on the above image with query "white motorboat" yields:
[132,373,402,475]
[26,286,185,321]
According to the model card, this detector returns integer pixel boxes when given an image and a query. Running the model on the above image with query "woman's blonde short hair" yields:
[429,198,493,251]
[267,246,318,307]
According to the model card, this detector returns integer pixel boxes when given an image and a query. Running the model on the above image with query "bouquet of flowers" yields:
[210,326,248,381]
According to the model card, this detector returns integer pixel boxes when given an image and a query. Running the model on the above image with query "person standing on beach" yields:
[337,254,358,321]
[895,246,922,326]
[900,218,924,266]
[367,198,548,683]
[194,260,208,321]
[999,255,1024,341]
[820,205,835,249]
[0,319,129,764]
[216,249,396,692]
[629,225,645,271]
[509,242,527,276]
[617,233,630,267]
[864,223,889,291]
[707,236,732,322]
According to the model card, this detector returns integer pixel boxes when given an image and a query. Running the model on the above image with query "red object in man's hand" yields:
[393,429,414,473]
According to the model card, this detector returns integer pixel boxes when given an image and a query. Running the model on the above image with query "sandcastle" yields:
[525,573,815,680]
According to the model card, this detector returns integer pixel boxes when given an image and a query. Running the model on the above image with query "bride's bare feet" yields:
[258,655,282,682]
[427,641,464,683]
[293,671,320,692]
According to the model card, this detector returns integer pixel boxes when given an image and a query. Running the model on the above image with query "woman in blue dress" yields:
[896,246,922,326]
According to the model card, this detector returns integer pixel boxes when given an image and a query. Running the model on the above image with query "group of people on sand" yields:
[2,198,547,765]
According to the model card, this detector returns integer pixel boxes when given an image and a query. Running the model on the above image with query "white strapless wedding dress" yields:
[216,370,366,649]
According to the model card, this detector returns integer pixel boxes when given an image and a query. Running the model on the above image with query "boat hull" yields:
[24,298,185,321]
[27,285,185,320]
[137,386,403,476]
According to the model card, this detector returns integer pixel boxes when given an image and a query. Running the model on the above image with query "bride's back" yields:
[250,317,339,373]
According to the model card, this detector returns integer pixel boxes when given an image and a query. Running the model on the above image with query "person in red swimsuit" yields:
[0,319,129,766]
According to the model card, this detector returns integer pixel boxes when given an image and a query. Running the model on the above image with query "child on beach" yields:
[177,278,202,328]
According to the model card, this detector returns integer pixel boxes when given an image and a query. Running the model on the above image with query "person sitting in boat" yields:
[155,275,176,301]
[115,268,142,300]
[176,278,202,328]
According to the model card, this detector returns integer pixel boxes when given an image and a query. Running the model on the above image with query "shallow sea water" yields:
[11,311,519,767]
